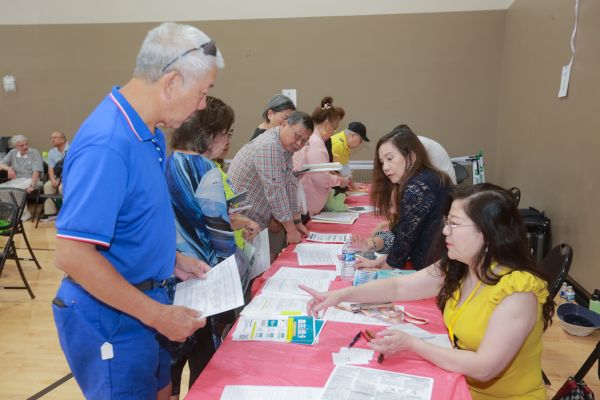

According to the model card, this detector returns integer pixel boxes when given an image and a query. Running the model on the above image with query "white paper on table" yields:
[231,316,289,342]
[320,365,434,400]
[311,212,359,224]
[390,323,453,348]
[307,232,350,243]
[220,385,322,400]
[294,243,343,266]
[345,190,368,197]
[322,303,392,326]
[241,293,310,318]
[173,255,244,317]
[347,205,375,214]
[332,347,375,365]
[248,228,270,280]
[260,267,337,296]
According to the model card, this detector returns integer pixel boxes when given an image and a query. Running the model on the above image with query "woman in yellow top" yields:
[301,183,554,399]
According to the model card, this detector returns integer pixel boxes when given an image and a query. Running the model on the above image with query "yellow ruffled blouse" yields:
[443,268,549,399]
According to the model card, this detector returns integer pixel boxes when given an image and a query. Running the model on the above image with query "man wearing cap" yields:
[52,23,222,399]
[330,121,369,177]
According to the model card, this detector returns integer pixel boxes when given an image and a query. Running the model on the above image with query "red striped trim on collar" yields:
[109,93,143,142]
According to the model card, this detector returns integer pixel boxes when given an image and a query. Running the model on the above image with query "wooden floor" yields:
[0,219,598,399]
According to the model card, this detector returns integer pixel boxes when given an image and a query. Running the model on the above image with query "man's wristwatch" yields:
[293,219,302,225]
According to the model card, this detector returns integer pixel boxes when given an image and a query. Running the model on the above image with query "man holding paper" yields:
[228,111,313,257]
[52,23,220,399]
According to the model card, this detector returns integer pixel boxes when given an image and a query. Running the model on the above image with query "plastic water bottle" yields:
[566,286,576,303]
[340,237,356,282]
[559,282,568,298]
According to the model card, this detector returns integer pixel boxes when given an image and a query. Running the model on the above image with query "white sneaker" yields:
[21,209,32,222]
[39,214,58,223]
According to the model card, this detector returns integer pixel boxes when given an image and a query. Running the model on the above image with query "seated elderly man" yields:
[228,111,313,259]
[40,131,69,222]
[0,135,44,220]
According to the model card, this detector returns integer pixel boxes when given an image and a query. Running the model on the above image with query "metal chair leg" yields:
[2,242,35,299]
[542,369,551,386]
[18,221,42,269]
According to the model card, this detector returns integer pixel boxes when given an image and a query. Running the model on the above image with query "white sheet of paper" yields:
[311,212,359,224]
[347,205,375,214]
[307,232,350,243]
[295,243,342,266]
[345,190,368,197]
[390,323,452,348]
[332,347,375,365]
[173,255,244,318]
[248,228,270,280]
[260,267,336,296]
[323,303,391,326]
[221,385,322,400]
[320,365,434,400]
[241,293,310,318]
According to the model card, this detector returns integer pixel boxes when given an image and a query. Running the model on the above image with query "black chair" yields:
[507,187,521,207]
[452,162,469,184]
[33,176,62,228]
[0,201,35,298]
[540,244,573,300]
[0,188,42,269]
[539,243,574,386]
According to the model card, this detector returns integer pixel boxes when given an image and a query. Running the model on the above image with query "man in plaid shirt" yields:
[228,111,313,255]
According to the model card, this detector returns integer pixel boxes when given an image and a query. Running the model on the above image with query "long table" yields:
[187,194,472,399]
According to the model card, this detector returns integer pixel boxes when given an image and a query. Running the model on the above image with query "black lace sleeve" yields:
[374,230,395,254]
[386,179,436,268]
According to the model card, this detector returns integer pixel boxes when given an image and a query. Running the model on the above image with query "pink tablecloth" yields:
[187,194,472,400]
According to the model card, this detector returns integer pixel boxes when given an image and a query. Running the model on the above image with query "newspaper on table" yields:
[320,365,434,400]
[173,254,244,317]
[260,267,337,296]
[307,232,350,244]
[220,385,322,400]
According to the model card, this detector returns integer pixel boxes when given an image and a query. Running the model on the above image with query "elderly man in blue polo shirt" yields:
[52,23,223,399]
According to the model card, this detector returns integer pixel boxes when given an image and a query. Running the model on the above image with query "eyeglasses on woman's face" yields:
[441,217,476,235]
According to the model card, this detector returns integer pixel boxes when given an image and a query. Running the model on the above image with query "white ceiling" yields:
[0,0,515,25]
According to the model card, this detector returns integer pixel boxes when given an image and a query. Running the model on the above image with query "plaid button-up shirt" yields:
[228,127,300,229]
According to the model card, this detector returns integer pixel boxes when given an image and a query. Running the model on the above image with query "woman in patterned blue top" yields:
[354,125,453,270]
[165,97,258,399]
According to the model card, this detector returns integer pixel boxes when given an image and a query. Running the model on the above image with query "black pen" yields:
[348,331,362,348]
[377,353,384,364]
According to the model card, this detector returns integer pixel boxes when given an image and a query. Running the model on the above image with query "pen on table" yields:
[348,331,362,348]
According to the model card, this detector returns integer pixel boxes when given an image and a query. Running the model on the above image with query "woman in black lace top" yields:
[357,125,452,270]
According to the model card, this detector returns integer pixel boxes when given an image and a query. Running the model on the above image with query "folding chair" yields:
[539,244,574,386]
[33,177,62,228]
[0,201,35,298]
[506,186,521,207]
[552,339,598,399]
[0,188,42,269]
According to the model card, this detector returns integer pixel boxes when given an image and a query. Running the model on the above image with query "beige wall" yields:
[496,0,600,291]
[0,12,505,180]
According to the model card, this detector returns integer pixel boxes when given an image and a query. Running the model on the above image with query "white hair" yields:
[133,22,224,84]
[10,135,28,146]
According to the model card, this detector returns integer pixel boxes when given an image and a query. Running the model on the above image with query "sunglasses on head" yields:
[161,39,217,73]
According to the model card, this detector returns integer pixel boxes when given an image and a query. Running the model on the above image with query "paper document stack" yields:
[311,212,359,225]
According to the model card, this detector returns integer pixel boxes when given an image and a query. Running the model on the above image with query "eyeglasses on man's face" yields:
[290,125,309,145]
[441,217,476,235]
[162,39,218,73]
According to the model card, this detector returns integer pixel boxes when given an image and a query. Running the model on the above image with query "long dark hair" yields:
[435,183,554,330]
[170,96,234,153]
[371,124,452,226]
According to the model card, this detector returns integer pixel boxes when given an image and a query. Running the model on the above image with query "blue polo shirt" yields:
[56,87,176,283]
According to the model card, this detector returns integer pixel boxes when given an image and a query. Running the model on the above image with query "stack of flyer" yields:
[232,315,326,345]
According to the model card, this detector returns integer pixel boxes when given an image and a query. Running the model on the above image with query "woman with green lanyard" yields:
[301,183,553,399]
